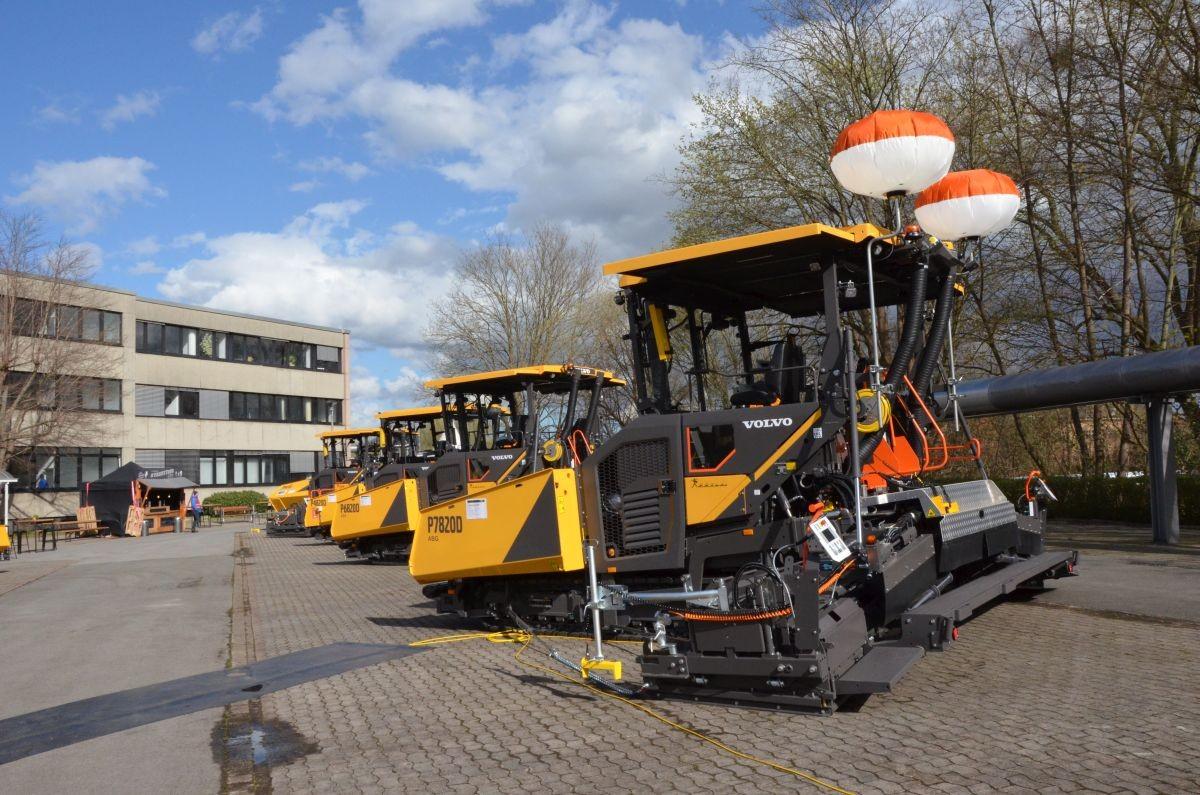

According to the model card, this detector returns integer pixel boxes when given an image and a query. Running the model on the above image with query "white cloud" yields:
[156,202,457,352]
[71,241,104,270]
[129,260,164,275]
[100,91,162,130]
[172,231,207,248]
[298,156,372,182]
[349,364,432,425]
[252,0,491,125]
[253,0,720,256]
[126,235,161,256]
[6,156,166,233]
[192,8,265,56]
[289,180,320,193]
[35,100,81,125]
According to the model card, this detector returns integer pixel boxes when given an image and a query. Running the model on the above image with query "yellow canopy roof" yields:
[317,427,384,441]
[376,406,444,421]
[426,364,625,394]
[375,402,510,421]
[602,222,959,317]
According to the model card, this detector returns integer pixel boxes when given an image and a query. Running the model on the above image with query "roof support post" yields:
[1147,397,1179,545]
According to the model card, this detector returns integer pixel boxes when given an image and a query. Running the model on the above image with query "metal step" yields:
[837,644,925,695]
[900,549,1077,650]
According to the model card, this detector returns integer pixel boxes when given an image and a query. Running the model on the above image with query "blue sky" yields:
[1,1,766,422]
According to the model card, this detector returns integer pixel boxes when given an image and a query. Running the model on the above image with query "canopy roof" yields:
[604,222,957,317]
[375,403,509,421]
[376,406,444,421]
[318,427,383,441]
[140,476,197,490]
[86,463,197,492]
[426,365,625,395]
[0,469,16,484]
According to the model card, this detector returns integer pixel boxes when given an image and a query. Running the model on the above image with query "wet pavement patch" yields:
[0,643,423,767]
[215,715,317,767]
[212,702,318,793]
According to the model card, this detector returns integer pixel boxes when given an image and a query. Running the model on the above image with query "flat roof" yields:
[603,222,956,316]
[604,223,884,282]
[426,365,625,394]
[375,403,509,421]
[7,272,348,334]
[318,427,382,441]
[376,406,443,421]
[136,296,348,334]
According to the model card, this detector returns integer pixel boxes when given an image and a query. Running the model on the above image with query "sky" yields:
[0,0,767,423]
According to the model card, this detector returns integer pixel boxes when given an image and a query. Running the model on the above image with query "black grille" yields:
[598,438,670,556]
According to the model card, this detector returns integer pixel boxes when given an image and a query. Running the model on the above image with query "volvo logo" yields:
[742,417,793,429]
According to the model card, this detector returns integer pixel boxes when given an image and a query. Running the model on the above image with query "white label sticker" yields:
[466,498,487,520]
[810,515,851,563]
[360,495,372,507]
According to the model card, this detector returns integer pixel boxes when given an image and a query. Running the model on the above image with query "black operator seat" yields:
[730,336,804,407]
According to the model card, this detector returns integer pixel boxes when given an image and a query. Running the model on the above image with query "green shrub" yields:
[991,476,1199,525]
[202,490,269,510]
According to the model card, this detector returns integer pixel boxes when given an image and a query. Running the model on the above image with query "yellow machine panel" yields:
[409,469,585,584]
[305,480,363,529]
[684,475,751,525]
[269,478,310,512]
[330,478,420,543]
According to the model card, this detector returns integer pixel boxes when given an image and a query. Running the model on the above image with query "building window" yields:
[12,300,121,345]
[135,320,339,373]
[199,452,229,486]
[10,447,121,491]
[321,398,342,424]
[165,389,199,418]
[5,373,121,413]
[315,345,340,372]
[226,390,341,425]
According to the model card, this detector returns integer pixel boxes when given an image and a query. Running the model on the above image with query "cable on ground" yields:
[409,630,856,795]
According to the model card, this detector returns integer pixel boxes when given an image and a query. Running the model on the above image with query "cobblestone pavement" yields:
[239,534,1200,794]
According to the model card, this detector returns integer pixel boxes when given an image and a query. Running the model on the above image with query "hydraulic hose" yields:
[858,259,929,464]
[912,263,959,398]
[885,260,930,389]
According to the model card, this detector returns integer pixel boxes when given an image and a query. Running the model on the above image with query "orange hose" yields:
[817,559,856,595]
[1024,470,1042,502]
[669,606,793,623]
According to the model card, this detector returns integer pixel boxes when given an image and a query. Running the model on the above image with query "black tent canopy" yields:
[82,463,198,535]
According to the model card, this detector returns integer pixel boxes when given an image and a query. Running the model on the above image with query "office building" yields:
[6,279,349,517]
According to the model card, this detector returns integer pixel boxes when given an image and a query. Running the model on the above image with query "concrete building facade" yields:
[8,280,348,517]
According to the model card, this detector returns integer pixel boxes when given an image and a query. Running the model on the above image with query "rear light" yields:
[951,626,960,641]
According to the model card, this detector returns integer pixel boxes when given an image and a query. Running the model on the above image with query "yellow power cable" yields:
[410,630,856,795]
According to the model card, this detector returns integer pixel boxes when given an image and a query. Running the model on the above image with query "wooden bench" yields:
[50,507,101,541]
[212,505,256,525]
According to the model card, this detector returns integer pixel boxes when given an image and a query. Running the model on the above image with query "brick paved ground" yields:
[238,533,1200,794]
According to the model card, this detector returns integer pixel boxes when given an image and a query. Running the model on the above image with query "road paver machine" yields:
[330,406,448,561]
[410,365,625,588]
[267,427,383,537]
[416,223,1076,712]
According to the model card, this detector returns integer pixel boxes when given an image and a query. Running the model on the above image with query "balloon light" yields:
[914,169,1020,241]
[830,110,955,199]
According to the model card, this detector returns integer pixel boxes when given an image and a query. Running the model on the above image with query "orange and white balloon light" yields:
[830,110,955,199]
[914,169,1020,241]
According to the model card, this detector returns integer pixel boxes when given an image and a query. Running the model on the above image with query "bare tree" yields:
[425,224,635,430]
[0,211,119,487]
[667,0,1200,476]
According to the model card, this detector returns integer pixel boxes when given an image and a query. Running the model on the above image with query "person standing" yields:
[189,489,203,533]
